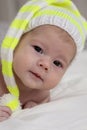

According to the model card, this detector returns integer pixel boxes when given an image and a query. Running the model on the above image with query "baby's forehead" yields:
[29,25,75,44]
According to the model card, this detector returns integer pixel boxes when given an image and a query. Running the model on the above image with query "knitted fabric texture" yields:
[1,0,87,111]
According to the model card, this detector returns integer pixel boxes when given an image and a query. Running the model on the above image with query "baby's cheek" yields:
[48,73,64,89]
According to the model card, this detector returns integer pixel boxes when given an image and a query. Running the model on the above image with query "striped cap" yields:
[1,0,87,111]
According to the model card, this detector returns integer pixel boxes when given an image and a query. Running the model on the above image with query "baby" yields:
[0,0,87,122]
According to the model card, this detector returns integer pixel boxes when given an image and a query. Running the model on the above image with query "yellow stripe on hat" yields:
[11,19,28,30]
[6,97,20,111]
[20,5,40,13]
[46,0,71,7]
[2,36,19,49]
[2,60,13,77]
[7,86,19,97]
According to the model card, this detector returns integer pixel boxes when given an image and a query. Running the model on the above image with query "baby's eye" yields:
[53,60,63,68]
[33,45,43,54]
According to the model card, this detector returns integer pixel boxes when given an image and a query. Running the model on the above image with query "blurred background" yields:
[0,0,87,23]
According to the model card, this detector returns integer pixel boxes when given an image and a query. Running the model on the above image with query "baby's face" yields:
[13,25,76,90]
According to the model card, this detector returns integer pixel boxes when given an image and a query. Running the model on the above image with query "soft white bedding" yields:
[0,50,87,129]
[0,23,87,129]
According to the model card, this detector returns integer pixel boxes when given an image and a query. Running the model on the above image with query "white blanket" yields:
[0,51,87,130]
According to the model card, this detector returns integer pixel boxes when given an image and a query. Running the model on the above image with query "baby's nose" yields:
[38,57,51,71]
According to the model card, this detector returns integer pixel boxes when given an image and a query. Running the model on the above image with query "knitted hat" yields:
[1,0,87,111]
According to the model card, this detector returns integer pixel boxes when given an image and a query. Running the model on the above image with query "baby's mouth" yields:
[29,71,43,81]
